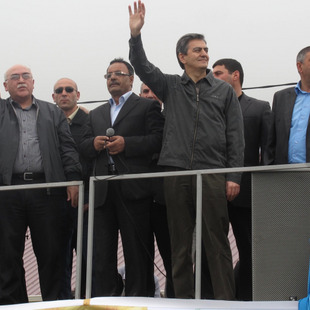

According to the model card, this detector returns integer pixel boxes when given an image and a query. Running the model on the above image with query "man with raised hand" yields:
[128,1,244,300]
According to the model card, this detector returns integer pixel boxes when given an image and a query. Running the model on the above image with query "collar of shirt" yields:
[67,106,79,124]
[10,96,37,111]
[181,69,212,86]
[289,81,310,163]
[295,81,310,95]
[109,91,132,125]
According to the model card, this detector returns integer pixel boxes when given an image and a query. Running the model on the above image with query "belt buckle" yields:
[23,172,33,181]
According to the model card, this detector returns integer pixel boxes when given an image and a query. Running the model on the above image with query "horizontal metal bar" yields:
[89,163,310,182]
[0,180,85,299]
[0,181,83,191]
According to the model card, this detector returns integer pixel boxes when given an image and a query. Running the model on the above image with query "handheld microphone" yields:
[105,128,116,174]
[106,128,115,137]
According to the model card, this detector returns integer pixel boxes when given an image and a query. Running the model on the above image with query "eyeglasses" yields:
[7,73,32,81]
[142,89,150,94]
[54,86,76,94]
[104,71,131,80]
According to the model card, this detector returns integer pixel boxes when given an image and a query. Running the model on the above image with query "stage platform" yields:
[0,297,299,310]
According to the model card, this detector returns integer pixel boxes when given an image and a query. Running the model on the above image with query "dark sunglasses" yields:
[54,86,76,94]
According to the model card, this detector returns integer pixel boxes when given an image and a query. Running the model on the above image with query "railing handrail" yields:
[0,180,84,299]
[85,162,310,299]
[0,180,83,191]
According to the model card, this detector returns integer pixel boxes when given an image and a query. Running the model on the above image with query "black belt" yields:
[12,172,45,181]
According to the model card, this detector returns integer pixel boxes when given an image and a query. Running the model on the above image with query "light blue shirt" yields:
[288,82,310,163]
[109,91,133,125]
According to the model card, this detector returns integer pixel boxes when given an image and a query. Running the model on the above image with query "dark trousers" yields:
[0,181,67,305]
[228,205,252,300]
[164,172,235,300]
[59,206,88,299]
[93,181,154,297]
[150,201,175,298]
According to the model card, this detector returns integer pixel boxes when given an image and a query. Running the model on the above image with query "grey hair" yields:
[176,33,206,69]
[296,46,310,63]
[4,64,32,81]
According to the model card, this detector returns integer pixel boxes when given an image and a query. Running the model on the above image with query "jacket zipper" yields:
[190,86,200,169]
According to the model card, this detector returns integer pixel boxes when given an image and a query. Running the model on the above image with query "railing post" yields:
[195,172,203,299]
[86,177,95,299]
[75,183,84,299]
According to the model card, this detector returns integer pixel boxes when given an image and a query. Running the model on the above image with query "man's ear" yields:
[178,53,186,66]
[232,70,240,82]
[130,75,134,89]
[297,62,303,75]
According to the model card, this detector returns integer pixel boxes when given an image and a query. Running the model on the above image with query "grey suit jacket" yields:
[80,93,164,207]
[230,93,271,208]
[264,86,310,165]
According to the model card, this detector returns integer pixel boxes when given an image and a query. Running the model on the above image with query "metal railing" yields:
[85,163,310,299]
[0,180,84,299]
[2,163,309,300]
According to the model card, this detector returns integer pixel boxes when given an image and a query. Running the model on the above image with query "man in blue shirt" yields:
[264,46,310,165]
[80,58,164,297]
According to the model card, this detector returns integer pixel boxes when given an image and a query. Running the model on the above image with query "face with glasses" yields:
[52,78,80,114]
[3,65,34,102]
[105,63,133,99]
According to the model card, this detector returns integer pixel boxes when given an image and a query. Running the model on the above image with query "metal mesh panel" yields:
[252,171,310,301]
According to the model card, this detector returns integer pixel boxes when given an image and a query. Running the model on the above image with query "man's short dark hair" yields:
[296,46,310,63]
[212,58,244,86]
[176,33,206,70]
[108,58,134,76]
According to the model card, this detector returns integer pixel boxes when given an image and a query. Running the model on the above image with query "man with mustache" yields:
[0,64,81,304]
[80,58,164,296]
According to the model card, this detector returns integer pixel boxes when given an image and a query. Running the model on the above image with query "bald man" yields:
[53,78,91,298]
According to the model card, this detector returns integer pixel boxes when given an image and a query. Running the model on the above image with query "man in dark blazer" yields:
[264,46,310,165]
[80,58,164,297]
[212,58,271,300]
[53,78,91,298]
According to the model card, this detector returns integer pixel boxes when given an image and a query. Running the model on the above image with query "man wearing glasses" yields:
[80,58,164,297]
[128,1,244,300]
[0,65,81,305]
[53,78,91,299]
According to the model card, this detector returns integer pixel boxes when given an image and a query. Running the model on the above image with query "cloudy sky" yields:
[0,0,308,109]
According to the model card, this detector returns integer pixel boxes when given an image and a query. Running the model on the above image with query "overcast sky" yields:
[1,0,308,109]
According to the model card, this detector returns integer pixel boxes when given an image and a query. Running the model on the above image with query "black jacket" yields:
[230,93,271,208]
[264,86,310,164]
[0,97,81,184]
[129,34,244,184]
[80,93,164,207]
[69,108,93,185]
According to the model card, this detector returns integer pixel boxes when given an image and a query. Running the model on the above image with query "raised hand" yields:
[128,0,145,37]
